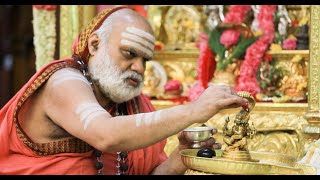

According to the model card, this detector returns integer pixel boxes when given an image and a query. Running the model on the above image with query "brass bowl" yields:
[180,149,311,175]
[183,126,213,148]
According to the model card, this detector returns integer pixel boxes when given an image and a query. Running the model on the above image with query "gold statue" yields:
[279,55,308,101]
[222,91,257,161]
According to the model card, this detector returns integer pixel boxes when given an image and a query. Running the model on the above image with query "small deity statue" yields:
[277,5,291,37]
[222,91,256,152]
[203,5,224,30]
[258,61,283,97]
[279,55,308,101]
[223,113,256,152]
[296,24,309,50]
[175,16,195,44]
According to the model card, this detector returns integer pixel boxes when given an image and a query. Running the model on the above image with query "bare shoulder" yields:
[44,67,95,102]
[47,67,92,89]
[40,67,99,129]
[18,67,97,143]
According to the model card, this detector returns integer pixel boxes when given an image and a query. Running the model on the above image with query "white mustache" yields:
[122,71,143,83]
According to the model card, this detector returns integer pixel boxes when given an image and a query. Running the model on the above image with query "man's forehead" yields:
[125,27,155,41]
[119,25,155,58]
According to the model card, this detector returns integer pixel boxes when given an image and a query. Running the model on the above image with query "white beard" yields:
[88,47,144,103]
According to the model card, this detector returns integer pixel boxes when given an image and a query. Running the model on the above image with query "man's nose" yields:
[131,58,145,76]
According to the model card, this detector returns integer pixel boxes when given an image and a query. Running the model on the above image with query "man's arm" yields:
[42,68,246,153]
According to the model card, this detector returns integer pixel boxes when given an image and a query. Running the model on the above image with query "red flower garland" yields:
[187,33,216,101]
[187,5,276,101]
[223,5,251,23]
[33,5,57,11]
[234,5,277,97]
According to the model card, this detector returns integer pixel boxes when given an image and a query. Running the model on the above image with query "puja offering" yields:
[180,91,316,175]
[182,126,213,149]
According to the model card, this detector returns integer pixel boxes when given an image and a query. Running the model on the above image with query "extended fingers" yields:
[217,94,248,108]
[210,85,236,94]
[212,143,222,149]
[200,137,216,147]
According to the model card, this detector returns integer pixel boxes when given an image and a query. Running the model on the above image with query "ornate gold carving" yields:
[147,50,199,96]
[268,50,309,60]
[153,100,309,159]
[148,6,203,50]
[147,5,318,167]
[153,50,200,60]
[143,60,167,97]
[305,5,320,129]
[164,6,201,50]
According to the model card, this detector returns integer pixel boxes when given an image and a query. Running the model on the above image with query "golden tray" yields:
[180,149,316,175]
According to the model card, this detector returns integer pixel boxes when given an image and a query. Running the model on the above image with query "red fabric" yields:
[72,6,127,64]
[0,59,167,175]
[102,94,167,175]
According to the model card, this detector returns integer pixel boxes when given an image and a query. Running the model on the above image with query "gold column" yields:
[304,5,320,134]
[59,5,96,59]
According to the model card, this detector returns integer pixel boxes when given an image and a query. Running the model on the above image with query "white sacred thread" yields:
[76,102,109,130]
[127,27,155,43]
[121,40,153,58]
[51,68,91,87]
[121,32,154,50]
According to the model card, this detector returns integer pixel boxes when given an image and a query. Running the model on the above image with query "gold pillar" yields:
[59,5,96,59]
[304,5,320,134]
[33,7,57,71]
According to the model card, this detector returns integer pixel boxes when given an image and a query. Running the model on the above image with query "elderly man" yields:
[0,6,247,175]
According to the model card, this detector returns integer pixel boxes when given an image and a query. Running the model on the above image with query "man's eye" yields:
[123,50,137,59]
[143,57,151,62]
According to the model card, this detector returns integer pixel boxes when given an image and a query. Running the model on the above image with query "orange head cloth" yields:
[72,6,128,64]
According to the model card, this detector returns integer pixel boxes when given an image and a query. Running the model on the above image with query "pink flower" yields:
[220,29,241,47]
[164,80,182,92]
[224,5,251,23]
[282,38,297,50]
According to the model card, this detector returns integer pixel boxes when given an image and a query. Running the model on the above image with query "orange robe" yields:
[0,59,167,175]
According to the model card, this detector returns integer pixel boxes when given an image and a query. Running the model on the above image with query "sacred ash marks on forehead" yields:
[120,26,155,58]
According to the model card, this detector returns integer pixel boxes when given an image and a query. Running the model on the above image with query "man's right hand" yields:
[188,85,248,124]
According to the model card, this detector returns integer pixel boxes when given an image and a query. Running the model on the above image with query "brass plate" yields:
[180,149,307,175]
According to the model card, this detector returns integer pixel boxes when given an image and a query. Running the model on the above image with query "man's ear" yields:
[88,33,100,56]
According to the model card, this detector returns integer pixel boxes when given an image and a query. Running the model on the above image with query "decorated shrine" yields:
[2,5,320,175]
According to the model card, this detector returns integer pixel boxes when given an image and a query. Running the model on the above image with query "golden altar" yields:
[145,5,320,175]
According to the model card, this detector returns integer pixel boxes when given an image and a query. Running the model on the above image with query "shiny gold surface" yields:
[180,149,315,175]
[222,91,256,161]
[148,5,202,50]
[305,5,320,130]
[59,5,96,59]
[154,100,309,159]
[146,5,320,174]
